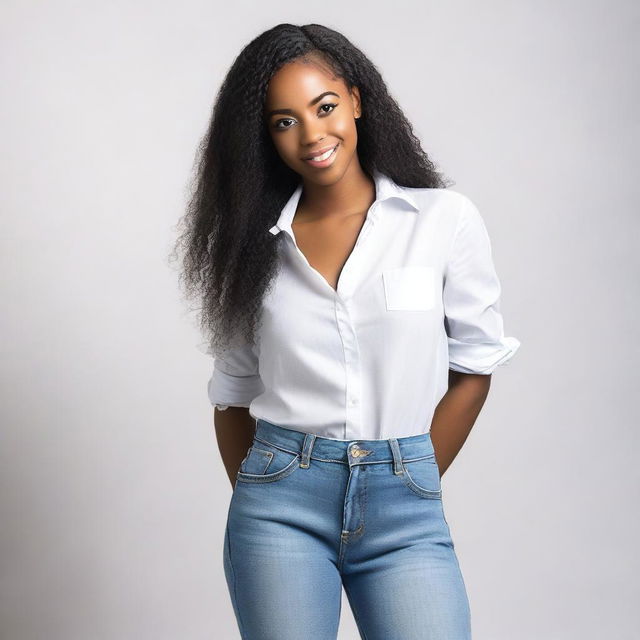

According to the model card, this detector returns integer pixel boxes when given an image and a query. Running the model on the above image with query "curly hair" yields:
[170,23,452,361]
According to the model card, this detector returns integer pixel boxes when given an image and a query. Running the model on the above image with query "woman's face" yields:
[264,59,361,185]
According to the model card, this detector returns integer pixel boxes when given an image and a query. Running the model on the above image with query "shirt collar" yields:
[268,170,420,236]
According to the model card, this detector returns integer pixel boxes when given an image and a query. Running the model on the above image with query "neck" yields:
[296,163,375,222]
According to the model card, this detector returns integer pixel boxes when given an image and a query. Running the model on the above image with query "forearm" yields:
[429,371,491,477]
[214,406,256,488]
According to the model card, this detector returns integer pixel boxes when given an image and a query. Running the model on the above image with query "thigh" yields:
[223,450,344,640]
[341,458,472,639]
[342,542,471,640]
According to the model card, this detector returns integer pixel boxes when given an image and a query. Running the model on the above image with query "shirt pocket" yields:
[382,266,436,311]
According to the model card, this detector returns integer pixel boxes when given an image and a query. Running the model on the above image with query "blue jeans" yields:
[223,418,472,639]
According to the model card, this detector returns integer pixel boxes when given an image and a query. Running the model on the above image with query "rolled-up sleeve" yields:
[443,196,521,375]
[207,340,264,408]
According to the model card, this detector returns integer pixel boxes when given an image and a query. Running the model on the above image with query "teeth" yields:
[308,145,336,162]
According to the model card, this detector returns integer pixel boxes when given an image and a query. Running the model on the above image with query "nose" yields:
[299,121,327,147]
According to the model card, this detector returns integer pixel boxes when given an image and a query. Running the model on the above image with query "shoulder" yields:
[399,185,477,215]
[396,185,483,232]
[395,186,493,264]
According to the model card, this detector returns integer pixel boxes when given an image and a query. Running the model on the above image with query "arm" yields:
[433,195,521,474]
[214,406,256,488]
[207,338,265,490]
[430,371,491,477]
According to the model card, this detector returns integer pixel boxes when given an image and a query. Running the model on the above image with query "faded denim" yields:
[223,418,472,639]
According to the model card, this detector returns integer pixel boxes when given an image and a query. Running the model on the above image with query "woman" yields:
[174,23,520,640]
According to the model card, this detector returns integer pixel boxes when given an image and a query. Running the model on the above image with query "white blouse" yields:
[207,170,520,440]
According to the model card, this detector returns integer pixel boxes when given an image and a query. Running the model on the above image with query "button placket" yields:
[335,207,380,439]
[336,298,362,439]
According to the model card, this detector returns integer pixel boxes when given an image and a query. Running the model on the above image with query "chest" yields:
[258,206,451,365]
[291,212,367,292]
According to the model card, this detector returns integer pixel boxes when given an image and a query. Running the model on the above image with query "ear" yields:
[350,85,362,119]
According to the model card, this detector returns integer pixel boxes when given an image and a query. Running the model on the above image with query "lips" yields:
[303,144,339,161]
[302,143,339,168]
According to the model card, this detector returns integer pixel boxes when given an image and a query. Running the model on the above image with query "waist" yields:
[255,418,435,464]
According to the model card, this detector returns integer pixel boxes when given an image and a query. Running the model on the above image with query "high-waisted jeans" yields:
[223,418,472,639]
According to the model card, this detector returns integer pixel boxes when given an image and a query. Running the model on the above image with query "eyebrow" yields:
[265,91,341,118]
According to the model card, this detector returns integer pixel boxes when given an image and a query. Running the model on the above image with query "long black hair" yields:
[170,23,452,360]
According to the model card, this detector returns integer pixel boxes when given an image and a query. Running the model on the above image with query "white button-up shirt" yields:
[207,170,520,439]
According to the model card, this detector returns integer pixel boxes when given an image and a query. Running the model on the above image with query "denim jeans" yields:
[223,418,472,639]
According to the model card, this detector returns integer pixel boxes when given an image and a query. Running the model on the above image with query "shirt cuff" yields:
[448,336,521,375]
[207,366,264,407]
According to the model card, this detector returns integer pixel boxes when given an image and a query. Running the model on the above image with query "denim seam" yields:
[362,466,368,538]
[338,468,357,569]
[403,464,442,499]
[247,446,274,475]
[252,435,300,457]
[252,436,434,466]
[236,454,301,483]
[225,520,245,638]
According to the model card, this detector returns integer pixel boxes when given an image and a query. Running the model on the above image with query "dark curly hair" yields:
[170,23,452,360]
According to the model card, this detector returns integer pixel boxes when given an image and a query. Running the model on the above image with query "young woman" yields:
[174,23,520,640]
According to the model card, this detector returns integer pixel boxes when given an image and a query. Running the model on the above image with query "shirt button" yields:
[348,397,358,406]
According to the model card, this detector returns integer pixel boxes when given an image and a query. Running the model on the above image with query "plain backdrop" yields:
[1,1,638,639]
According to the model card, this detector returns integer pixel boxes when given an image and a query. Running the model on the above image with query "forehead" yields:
[264,59,346,106]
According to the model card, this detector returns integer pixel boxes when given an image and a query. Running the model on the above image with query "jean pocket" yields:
[401,453,442,499]
[382,266,436,311]
[236,438,301,484]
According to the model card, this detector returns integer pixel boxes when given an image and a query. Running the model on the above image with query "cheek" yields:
[270,133,285,152]
[271,135,296,161]
[334,118,357,148]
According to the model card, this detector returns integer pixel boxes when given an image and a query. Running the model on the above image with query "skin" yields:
[215,57,491,488]
[264,57,369,219]
[264,57,373,291]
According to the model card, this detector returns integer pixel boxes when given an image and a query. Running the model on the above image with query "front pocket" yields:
[383,266,436,311]
[236,439,301,484]
[401,453,442,499]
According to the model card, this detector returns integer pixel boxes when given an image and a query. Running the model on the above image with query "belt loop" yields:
[299,433,316,469]
[388,438,404,475]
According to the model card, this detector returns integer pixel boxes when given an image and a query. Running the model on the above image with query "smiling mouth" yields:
[303,143,339,166]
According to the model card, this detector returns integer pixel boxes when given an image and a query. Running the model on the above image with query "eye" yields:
[273,103,338,130]
[319,102,337,115]
[274,118,295,130]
